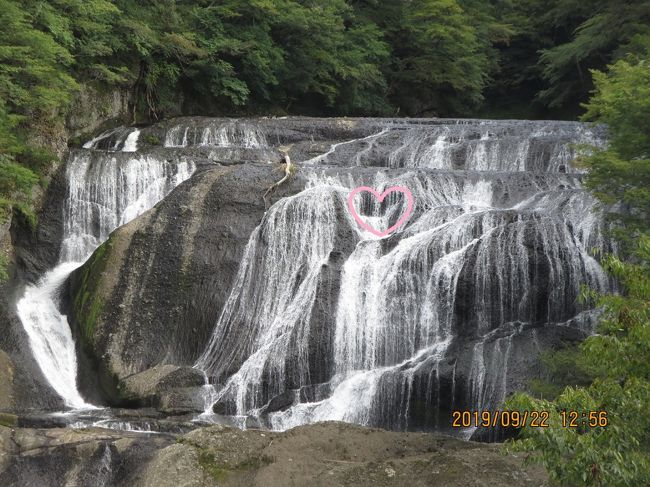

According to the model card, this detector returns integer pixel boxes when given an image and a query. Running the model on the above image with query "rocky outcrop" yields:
[0,83,133,413]
[66,85,131,144]
[61,117,610,427]
[0,425,173,486]
[0,422,548,486]
[117,365,206,413]
[0,352,13,411]
[66,163,304,403]
[0,283,65,411]
[119,366,206,401]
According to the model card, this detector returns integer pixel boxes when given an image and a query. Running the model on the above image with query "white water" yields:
[16,144,196,408]
[193,120,611,433]
[16,262,90,408]
[164,120,267,148]
[310,120,603,172]
[82,127,141,151]
[122,129,140,152]
[196,186,342,414]
[197,172,609,428]
[269,340,451,430]
[60,153,195,262]
[302,129,389,165]
[13,117,611,433]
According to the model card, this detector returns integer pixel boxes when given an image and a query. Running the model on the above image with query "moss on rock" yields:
[0,413,17,428]
[0,351,13,410]
[72,239,113,345]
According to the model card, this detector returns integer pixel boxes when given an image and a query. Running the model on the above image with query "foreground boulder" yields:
[117,365,207,410]
[0,425,173,486]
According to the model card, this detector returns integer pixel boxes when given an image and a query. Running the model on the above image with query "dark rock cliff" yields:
[65,163,304,402]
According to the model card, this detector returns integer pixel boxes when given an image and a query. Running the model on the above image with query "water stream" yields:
[16,129,195,408]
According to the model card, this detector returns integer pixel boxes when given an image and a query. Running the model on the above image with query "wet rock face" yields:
[66,163,305,402]
[0,293,65,411]
[59,117,611,432]
[117,365,206,407]
[9,164,68,283]
[0,352,14,411]
[0,166,71,412]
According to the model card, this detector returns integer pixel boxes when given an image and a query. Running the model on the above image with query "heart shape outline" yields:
[347,186,414,237]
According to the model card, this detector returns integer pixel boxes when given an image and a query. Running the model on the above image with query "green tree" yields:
[507,245,650,486]
[0,0,77,121]
[538,1,650,110]
[271,0,388,114]
[0,0,76,227]
[379,0,501,116]
[490,0,650,117]
[183,0,389,115]
[25,0,125,83]
[580,50,650,241]
[505,46,650,487]
[111,0,206,119]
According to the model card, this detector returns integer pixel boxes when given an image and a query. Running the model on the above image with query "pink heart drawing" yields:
[347,186,414,237]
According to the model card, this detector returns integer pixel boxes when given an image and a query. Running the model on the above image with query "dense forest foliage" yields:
[2,0,648,225]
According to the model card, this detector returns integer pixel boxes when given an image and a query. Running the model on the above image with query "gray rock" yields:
[158,387,211,415]
[35,116,608,436]
[135,422,548,487]
[118,365,206,407]
[67,163,303,404]
[0,425,173,486]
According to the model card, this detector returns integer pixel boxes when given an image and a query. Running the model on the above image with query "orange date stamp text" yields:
[451,410,609,428]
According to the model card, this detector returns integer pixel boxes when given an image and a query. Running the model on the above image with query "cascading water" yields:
[196,186,343,414]
[193,118,612,437]
[83,127,141,152]
[164,119,267,148]
[17,262,92,408]
[16,129,196,408]
[13,115,610,438]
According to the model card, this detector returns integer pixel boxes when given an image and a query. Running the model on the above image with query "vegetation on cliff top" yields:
[0,0,646,240]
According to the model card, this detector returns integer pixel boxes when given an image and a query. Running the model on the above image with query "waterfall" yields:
[196,186,345,414]
[122,129,140,152]
[16,263,91,408]
[59,151,195,262]
[310,120,604,172]
[195,119,612,434]
[12,115,610,433]
[164,119,267,148]
[16,140,196,408]
[83,127,141,152]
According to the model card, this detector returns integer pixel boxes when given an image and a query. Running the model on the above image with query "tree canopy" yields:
[1,0,649,249]
[3,0,647,130]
